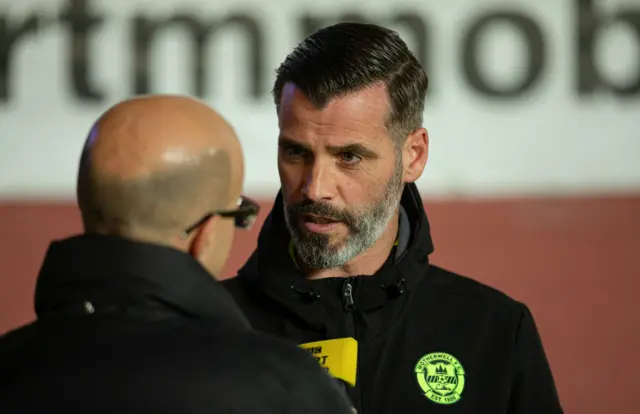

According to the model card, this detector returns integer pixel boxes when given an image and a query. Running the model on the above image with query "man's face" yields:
[277,83,405,269]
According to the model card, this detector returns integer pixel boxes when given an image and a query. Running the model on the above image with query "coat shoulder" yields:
[426,264,527,314]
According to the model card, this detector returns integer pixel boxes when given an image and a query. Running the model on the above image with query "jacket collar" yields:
[35,233,251,329]
[237,183,434,315]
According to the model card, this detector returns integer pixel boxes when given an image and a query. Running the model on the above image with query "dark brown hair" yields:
[273,22,429,141]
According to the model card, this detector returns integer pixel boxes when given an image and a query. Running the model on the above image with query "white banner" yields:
[1,0,639,199]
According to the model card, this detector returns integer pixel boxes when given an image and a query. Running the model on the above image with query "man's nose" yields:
[301,162,335,202]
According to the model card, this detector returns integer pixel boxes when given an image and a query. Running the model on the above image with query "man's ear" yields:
[402,127,429,183]
[189,215,220,260]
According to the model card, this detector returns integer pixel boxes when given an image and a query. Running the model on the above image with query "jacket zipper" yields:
[342,279,355,312]
[341,278,362,413]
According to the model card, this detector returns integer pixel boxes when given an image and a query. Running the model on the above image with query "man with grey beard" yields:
[223,22,563,414]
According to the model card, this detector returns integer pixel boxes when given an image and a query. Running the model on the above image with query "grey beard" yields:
[284,156,404,269]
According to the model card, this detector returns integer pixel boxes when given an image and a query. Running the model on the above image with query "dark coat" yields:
[223,184,564,414]
[0,234,353,414]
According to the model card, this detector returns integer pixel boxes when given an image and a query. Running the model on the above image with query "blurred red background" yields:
[1,195,638,413]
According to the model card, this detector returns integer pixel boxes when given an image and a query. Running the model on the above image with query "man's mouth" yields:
[299,214,343,234]
[302,214,340,224]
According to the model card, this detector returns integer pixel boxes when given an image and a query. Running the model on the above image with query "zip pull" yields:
[342,279,355,312]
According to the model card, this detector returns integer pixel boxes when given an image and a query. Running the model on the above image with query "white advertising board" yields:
[1,0,639,199]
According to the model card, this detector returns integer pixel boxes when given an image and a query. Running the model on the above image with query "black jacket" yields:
[222,184,564,414]
[0,234,353,414]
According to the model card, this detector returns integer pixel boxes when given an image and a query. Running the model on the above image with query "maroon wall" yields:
[1,195,639,413]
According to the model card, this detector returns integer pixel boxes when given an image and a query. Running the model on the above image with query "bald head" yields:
[77,95,243,241]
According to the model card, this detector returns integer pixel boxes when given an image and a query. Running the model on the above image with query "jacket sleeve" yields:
[284,365,355,414]
[508,305,564,413]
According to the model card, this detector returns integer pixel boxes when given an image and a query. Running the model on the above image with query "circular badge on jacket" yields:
[414,352,465,405]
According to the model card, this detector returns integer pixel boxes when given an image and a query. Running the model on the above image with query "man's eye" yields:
[284,147,304,157]
[339,152,361,165]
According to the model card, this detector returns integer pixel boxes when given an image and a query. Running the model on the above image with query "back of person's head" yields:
[272,22,428,145]
[76,94,257,277]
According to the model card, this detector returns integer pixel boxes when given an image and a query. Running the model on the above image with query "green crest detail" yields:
[414,352,465,405]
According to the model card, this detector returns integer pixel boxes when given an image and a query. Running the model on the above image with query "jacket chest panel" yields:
[357,325,514,413]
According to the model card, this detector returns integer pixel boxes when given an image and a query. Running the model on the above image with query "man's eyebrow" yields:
[278,136,379,159]
[278,136,311,151]
[327,143,379,159]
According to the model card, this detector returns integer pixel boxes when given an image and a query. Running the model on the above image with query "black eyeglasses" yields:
[180,195,260,239]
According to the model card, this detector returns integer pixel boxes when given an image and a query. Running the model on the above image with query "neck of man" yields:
[301,209,400,280]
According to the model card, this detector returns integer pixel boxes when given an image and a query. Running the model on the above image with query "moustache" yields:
[287,201,355,225]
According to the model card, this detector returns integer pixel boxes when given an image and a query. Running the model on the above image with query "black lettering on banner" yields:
[462,11,546,98]
[59,0,105,101]
[2,1,639,104]
[300,13,369,38]
[0,14,41,100]
[577,0,640,97]
[131,12,265,99]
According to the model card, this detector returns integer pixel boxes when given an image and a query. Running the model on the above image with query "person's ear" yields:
[402,127,429,183]
[189,215,220,260]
